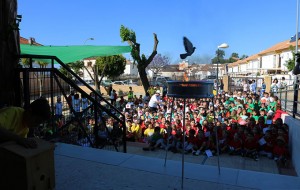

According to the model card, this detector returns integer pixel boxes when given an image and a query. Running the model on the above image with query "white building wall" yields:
[233,66,239,73]
[83,59,96,81]
[240,64,247,72]
[253,60,259,69]
[82,59,138,81]
[160,71,185,79]
[248,62,253,71]
[261,54,275,68]
[280,51,292,71]
[219,69,225,76]
[248,60,260,74]
[195,71,208,79]
[124,63,138,75]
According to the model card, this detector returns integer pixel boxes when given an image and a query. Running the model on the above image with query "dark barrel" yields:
[167,81,214,98]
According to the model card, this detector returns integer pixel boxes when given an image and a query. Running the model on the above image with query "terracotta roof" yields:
[20,37,43,46]
[245,54,259,61]
[258,39,299,55]
[236,59,247,65]
[228,62,239,67]
[228,53,259,67]
[84,57,97,60]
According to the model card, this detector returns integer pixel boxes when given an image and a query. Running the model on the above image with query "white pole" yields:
[296,0,299,54]
[293,0,299,118]
[164,98,174,166]
[181,98,186,189]
[217,50,219,95]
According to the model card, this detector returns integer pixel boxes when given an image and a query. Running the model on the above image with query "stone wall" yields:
[282,114,300,175]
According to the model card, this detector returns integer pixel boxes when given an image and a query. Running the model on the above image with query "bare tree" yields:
[147,54,170,76]
[120,25,159,93]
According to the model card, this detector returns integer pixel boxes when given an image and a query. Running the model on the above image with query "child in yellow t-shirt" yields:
[0,98,50,148]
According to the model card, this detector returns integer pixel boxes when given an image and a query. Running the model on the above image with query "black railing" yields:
[18,54,127,152]
[277,81,300,118]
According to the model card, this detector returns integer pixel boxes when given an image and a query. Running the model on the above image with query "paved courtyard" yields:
[54,142,300,190]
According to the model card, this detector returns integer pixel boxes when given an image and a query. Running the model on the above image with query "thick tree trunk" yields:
[138,33,158,93]
[0,0,20,106]
[138,65,150,94]
[94,65,100,93]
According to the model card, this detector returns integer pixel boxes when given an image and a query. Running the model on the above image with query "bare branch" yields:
[146,33,159,65]
[153,33,159,52]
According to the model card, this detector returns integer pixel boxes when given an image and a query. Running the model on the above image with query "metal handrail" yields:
[18,54,127,152]
[19,54,125,121]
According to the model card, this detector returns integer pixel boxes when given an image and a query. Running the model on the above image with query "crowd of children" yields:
[116,87,290,165]
[54,83,290,166]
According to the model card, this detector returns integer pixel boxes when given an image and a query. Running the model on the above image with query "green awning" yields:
[20,44,132,64]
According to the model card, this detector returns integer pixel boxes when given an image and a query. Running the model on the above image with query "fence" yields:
[277,79,300,118]
[228,76,264,92]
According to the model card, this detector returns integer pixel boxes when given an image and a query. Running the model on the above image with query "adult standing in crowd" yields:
[110,89,117,106]
[271,78,279,95]
[243,80,249,92]
[279,77,287,90]
[250,79,256,94]
[148,90,163,112]
[261,79,266,97]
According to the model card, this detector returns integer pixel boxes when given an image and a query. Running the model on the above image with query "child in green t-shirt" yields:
[128,86,134,99]
[247,99,254,113]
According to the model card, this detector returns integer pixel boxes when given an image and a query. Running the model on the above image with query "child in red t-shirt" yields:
[242,132,259,161]
[170,128,183,153]
[192,130,207,156]
[273,136,288,166]
[160,121,173,150]
[206,135,217,155]
[183,129,197,154]
[259,130,275,159]
[228,133,243,155]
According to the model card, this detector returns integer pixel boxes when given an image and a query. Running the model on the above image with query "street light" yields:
[213,42,229,176]
[216,43,229,95]
[84,37,94,45]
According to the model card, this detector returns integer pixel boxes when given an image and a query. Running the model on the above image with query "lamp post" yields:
[213,43,228,175]
[216,43,229,95]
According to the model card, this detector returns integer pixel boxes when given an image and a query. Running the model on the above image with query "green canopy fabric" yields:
[20,44,132,64]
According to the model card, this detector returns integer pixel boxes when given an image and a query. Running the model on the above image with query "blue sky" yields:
[18,0,298,63]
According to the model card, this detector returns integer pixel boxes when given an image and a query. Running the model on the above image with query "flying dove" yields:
[180,36,196,59]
